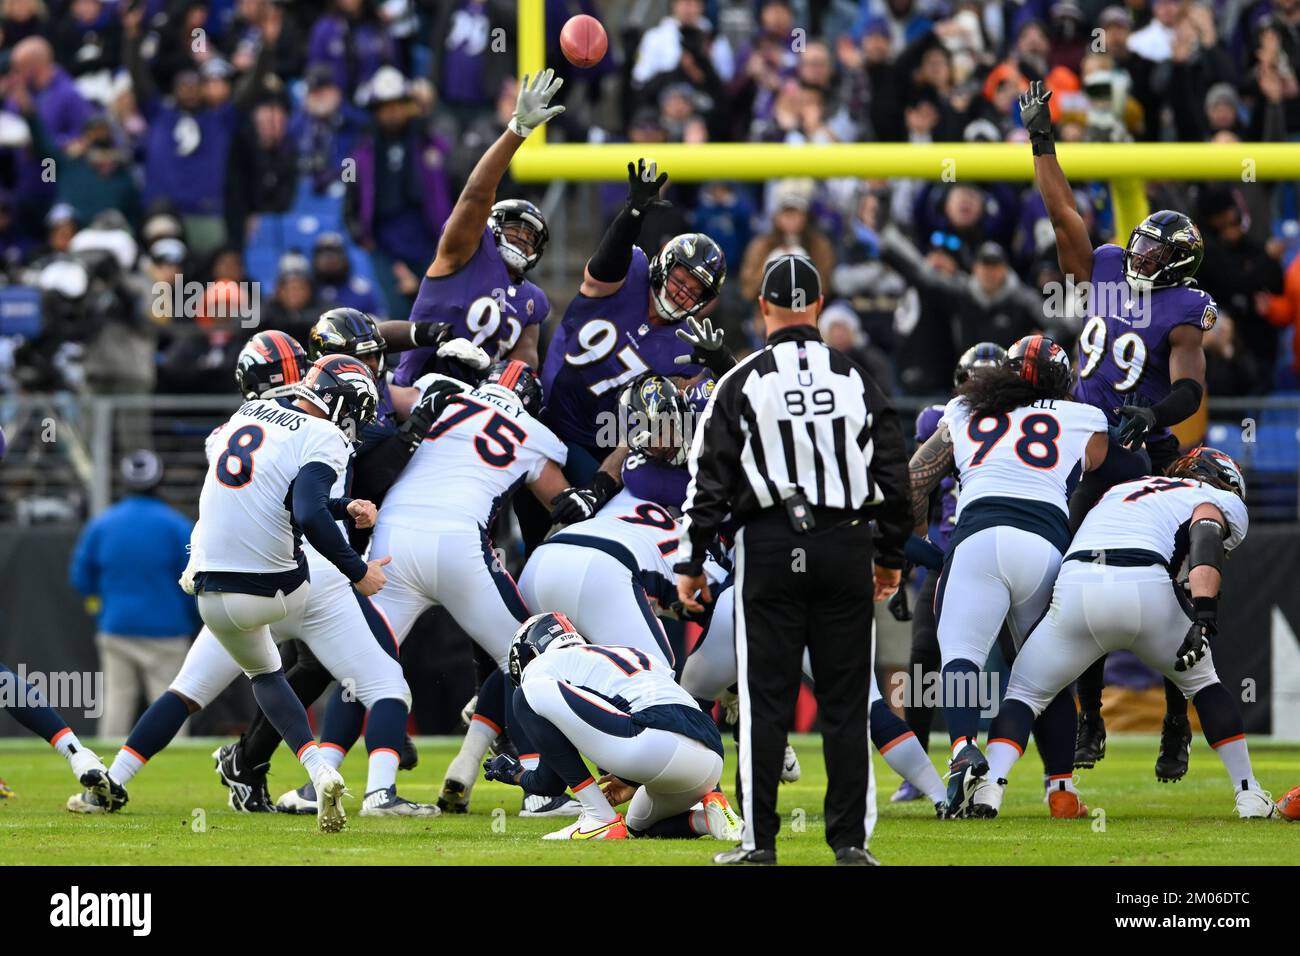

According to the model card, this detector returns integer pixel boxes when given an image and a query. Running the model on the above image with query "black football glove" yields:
[1175,598,1217,672]
[887,565,913,622]
[412,321,454,349]
[549,471,618,525]
[1116,404,1158,449]
[1018,79,1055,155]
[398,379,464,449]
[674,316,736,377]
[626,158,670,217]
[483,753,524,786]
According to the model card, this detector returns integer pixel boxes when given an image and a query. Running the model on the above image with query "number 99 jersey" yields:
[942,395,1107,520]
[1073,244,1217,441]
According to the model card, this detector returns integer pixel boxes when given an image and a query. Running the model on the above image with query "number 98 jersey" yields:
[942,396,1108,520]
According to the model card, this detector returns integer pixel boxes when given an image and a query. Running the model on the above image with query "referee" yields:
[674,253,912,866]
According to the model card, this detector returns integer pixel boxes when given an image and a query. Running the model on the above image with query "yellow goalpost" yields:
[511,0,1300,239]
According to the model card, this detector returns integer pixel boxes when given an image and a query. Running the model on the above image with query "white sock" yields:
[986,740,1024,781]
[950,736,975,759]
[1212,736,1258,791]
[1046,773,1077,794]
[689,808,708,834]
[366,748,400,795]
[298,743,330,780]
[320,743,346,771]
[51,728,83,760]
[879,733,947,804]
[108,747,146,785]
[447,717,497,782]
[571,777,617,823]
[520,753,540,771]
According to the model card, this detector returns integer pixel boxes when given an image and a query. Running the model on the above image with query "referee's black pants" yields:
[734,509,874,853]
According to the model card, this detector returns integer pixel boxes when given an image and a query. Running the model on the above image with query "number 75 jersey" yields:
[942,396,1107,519]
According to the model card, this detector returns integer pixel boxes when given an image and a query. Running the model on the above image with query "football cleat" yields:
[437,777,471,814]
[943,742,989,818]
[542,812,628,840]
[713,846,776,865]
[834,846,881,866]
[1074,710,1106,768]
[360,786,441,817]
[1155,714,1192,783]
[781,744,801,783]
[520,793,582,817]
[968,777,1006,819]
[313,766,348,833]
[213,744,275,813]
[701,791,744,841]
[1234,786,1277,819]
[891,780,923,803]
[399,734,419,772]
[1278,785,1300,821]
[66,790,108,814]
[79,767,128,813]
[0,775,13,799]
[275,781,318,815]
[1048,788,1089,819]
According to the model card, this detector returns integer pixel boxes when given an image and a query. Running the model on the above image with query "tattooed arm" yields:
[908,423,955,537]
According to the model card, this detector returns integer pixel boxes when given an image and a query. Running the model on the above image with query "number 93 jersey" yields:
[942,396,1107,519]
[193,399,352,574]
[1070,476,1248,563]
[541,247,705,453]
[379,375,568,531]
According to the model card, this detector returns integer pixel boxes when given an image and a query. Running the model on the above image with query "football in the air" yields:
[560,14,608,68]
[1278,785,1300,820]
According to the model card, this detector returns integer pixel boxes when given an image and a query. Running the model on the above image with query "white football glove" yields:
[437,337,492,371]
[509,69,565,138]
[179,534,200,596]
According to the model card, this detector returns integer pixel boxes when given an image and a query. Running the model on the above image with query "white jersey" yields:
[1070,477,1249,561]
[380,378,567,532]
[522,641,698,714]
[192,399,351,574]
[943,396,1106,518]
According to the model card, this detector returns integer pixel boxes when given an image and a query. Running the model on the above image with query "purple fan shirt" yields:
[915,404,957,550]
[541,248,704,455]
[1072,245,1216,443]
[393,228,549,386]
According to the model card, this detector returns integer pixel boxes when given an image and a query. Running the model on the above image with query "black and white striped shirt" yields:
[676,325,912,572]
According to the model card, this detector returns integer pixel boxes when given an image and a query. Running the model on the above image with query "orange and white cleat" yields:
[701,791,744,840]
[542,812,628,840]
[1048,788,1088,818]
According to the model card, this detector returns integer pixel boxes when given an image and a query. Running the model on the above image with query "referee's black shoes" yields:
[713,846,776,865]
[834,847,881,866]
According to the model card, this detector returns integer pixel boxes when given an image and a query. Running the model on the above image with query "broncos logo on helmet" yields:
[295,354,380,443]
[482,359,543,416]
[1006,334,1073,398]
[1168,446,1246,501]
[236,331,308,400]
[508,612,586,686]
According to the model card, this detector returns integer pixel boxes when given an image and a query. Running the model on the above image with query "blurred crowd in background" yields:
[0,0,1296,407]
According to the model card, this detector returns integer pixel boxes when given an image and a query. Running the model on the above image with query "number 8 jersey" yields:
[942,395,1107,520]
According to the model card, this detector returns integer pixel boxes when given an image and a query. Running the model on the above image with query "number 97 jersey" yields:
[942,396,1107,519]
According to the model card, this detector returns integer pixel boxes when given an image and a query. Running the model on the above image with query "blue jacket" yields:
[70,496,198,638]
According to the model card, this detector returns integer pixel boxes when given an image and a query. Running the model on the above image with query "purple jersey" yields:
[394,227,549,386]
[542,248,705,452]
[1072,244,1216,442]
[621,451,690,510]
[915,404,957,549]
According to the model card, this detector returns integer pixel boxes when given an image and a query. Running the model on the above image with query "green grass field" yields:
[0,734,1296,865]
